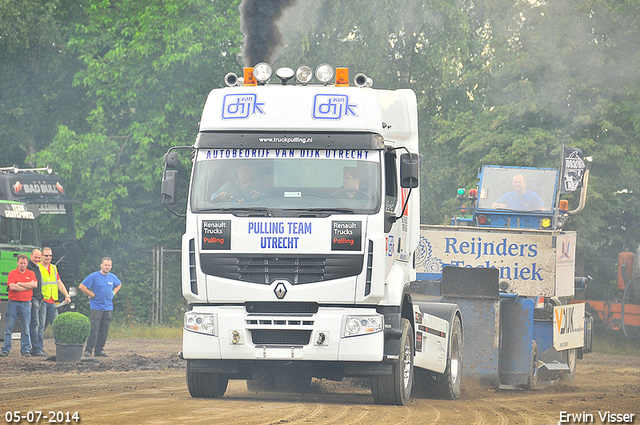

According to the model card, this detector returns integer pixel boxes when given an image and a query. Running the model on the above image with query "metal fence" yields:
[581,257,620,301]
[151,246,186,325]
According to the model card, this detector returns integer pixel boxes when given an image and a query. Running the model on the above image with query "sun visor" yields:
[195,132,384,150]
[0,202,40,219]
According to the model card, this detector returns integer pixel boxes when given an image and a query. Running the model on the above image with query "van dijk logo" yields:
[222,94,265,119]
[313,94,358,120]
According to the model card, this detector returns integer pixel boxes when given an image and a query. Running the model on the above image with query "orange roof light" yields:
[335,67,349,86]
[243,67,257,86]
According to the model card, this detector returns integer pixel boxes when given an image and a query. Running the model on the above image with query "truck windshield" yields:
[0,216,40,247]
[477,166,558,212]
[191,149,381,215]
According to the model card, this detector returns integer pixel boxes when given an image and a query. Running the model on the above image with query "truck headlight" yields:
[343,315,383,338]
[184,312,218,336]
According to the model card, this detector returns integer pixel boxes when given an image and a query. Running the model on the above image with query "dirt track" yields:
[1,338,638,425]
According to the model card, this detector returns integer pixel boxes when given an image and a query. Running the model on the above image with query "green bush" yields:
[52,312,91,344]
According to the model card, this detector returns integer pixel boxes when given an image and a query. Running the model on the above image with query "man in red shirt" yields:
[1,254,38,356]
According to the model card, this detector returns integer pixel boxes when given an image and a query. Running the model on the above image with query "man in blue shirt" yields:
[492,174,544,211]
[79,257,122,357]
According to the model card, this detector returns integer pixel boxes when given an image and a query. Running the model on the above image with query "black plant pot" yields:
[55,342,84,362]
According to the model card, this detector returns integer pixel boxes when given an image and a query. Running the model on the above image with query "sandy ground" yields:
[0,337,638,425]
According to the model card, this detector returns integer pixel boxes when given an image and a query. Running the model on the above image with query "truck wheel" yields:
[560,348,577,382]
[430,314,463,399]
[186,360,228,398]
[275,373,313,393]
[246,372,276,392]
[370,318,414,406]
[525,340,539,390]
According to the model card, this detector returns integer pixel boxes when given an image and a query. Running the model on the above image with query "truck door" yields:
[384,151,409,274]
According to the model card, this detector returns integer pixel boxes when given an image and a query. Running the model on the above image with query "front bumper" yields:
[182,305,384,363]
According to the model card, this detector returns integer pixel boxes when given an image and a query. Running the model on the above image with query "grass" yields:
[592,326,640,357]
[44,321,182,339]
[108,322,182,339]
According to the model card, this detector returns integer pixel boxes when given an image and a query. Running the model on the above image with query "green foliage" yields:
[0,0,636,308]
[52,312,91,344]
[0,0,89,165]
[31,0,242,241]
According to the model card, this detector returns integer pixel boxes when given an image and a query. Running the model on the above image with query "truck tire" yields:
[370,318,414,406]
[275,373,313,393]
[525,340,539,390]
[560,348,577,382]
[186,360,228,398]
[428,314,463,399]
[246,372,276,392]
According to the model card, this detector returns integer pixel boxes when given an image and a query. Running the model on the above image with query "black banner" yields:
[560,146,586,194]
[331,221,361,251]
[202,220,231,250]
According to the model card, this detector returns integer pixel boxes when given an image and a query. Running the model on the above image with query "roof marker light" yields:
[253,62,272,84]
[315,64,334,84]
[243,67,257,86]
[275,67,295,84]
[335,67,349,86]
[296,65,313,84]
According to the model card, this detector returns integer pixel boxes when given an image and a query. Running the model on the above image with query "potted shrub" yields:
[52,312,91,362]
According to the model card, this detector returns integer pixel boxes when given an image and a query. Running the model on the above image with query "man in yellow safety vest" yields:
[38,247,71,338]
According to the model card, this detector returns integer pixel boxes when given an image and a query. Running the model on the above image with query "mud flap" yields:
[537,347,570,382]
[499,297,535,388]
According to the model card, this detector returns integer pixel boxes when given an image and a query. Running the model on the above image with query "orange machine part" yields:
[617,251,635,291]
[582,300,640,328]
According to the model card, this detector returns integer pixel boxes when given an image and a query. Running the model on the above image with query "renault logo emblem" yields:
[273,280,288,299]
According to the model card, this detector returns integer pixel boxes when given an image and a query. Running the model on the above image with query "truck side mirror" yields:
[161,169,178,205]
[164,151,179,169]
[400,153,419,188]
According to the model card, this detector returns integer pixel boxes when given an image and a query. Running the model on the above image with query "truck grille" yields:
[246,302,318,315]
[251,329,311,346]
[200,254,363,284]
[238,257,323,284]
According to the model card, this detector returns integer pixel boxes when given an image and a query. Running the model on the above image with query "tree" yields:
[34,0,243,241]
[0,0,88,165]
[31,0,244,321]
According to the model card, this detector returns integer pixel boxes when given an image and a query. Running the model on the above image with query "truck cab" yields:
[0,167,78,285]
[163,64,462,405]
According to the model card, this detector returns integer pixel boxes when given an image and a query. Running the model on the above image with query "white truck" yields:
[162,64,463,405]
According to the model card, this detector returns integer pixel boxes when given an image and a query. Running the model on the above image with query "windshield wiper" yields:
[306,208,356,214]
[197,207,272,217]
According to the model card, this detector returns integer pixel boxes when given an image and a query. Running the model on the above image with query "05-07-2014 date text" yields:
[4,411,80,423]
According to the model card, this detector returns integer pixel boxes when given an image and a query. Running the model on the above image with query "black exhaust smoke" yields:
[240,0,298,67]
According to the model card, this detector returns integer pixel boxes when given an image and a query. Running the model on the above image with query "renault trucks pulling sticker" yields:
[332,221,361,251]
[202,220,231,250]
